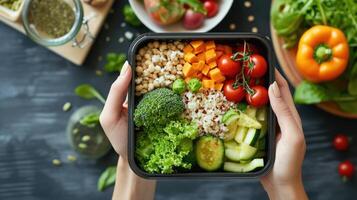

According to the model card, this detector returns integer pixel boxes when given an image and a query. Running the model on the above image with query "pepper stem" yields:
[314,44,332,64]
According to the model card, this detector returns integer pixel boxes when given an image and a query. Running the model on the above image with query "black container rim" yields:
[128,33,276,180]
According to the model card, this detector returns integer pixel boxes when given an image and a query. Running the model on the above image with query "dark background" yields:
[0,0,356,199]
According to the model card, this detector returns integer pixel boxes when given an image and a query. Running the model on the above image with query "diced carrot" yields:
[223,45,232,54]
[183,44,193,53]
[209,68,226,83]
[208,61,217,69]
[190,40,205,54]
[183,62,195,77]
[214,83,224,91]
[202,76,210,81]
[196,73,203,79]
[205,40,216,50]
[192,60,205,71]
[205,49,216,63]
[216,44,225,51]
[184,53,198,63]
[216,51,224,59]
[202,64,211,76]
[197,52,205,62]
[202,79,215,89]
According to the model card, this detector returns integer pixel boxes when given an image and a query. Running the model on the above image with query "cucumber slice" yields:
[239,143,258,160]
[234,126,248,143]
[258,121,267,139]
[224,140,240,150]
[237,113,262,129]
[196,136,224,171]
[224,116,239,141]
[245,106,257,118]
[225,148,241,162]
[257,107,267,121]
[224,159,264,172]
[244,128,260,146]
[222,109,239,124]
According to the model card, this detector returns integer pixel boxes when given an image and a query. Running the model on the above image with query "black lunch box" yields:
[128,33,276,179]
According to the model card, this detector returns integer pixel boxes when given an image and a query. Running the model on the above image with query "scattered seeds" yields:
[124,31,133,40]
[229,23,236,30]
[78,143,88,149]
[62,102,72,112]
[52,159,61,166]
[247,15,255,22]
[121,22,126,27]
[118,37,124,43]
[72,128,79,135]
[244,1,252,8]
[67,155,77,162]
[81,135,91,142]
[95,70,103,76]
[252,27,258,33]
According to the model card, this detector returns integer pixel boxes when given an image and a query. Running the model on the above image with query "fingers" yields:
[100,62,132,127]
[274,70,302,131]
[269,81,302,138]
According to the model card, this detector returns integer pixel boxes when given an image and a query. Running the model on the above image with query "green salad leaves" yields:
[136,120,198,174]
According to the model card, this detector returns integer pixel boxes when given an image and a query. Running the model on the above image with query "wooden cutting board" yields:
[270,23,357,119]
[0,0,114,65]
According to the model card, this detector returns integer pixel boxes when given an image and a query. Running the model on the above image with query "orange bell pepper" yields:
[296,25,349,82]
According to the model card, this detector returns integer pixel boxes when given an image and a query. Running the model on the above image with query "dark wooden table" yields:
[0,0,356,199]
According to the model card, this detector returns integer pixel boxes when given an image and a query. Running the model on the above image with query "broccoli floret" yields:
[134,88,184,129]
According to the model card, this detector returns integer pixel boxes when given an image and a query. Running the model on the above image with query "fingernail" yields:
[272,81,281,98]
[120,61,129,76]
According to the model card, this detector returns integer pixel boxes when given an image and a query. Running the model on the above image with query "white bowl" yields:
[128,0,233,33]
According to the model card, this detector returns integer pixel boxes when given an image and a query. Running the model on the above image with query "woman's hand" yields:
[261,70,308,200]
[100,62,156,200]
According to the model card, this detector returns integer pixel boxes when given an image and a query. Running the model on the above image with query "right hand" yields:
[261,70,307,200]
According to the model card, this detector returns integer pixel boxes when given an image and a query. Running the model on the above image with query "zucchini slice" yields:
[196,136,224,171]
[224,159,264,172]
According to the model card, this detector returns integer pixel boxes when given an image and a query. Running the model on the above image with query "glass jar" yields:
[22,0,94,48]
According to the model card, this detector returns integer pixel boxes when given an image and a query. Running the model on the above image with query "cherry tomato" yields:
[236,43,260,55]
[246,86,268,107]
[244,54,268,78]
[218,54,241,78]
[223,80,246,103]
[338,160,355,179]
[204,0,219,18]
[333,134,349,151]
[249,78,265,87]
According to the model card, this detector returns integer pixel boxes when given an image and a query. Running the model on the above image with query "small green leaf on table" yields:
[97,166,116,192]
[104,53,126,73]
[75,84,106,104]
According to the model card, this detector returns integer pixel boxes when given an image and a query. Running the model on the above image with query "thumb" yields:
[269,81,301,137]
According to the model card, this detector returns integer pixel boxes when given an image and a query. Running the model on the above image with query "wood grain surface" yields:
[0,1,356,200]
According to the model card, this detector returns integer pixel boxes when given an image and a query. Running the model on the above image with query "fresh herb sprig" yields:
[97,166,116,191]
[75,84,106,104]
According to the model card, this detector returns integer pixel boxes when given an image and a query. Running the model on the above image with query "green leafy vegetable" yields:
[172,79,186,94]
[136,120,198,174]
[80,112,100,128]
[104,53,126,73]
[123,4,141,26]
[179,0,207,14]
[134,88,185,129]
[75,84,106,104]
[97,166,116,191]
[237,102,248,112]
[187,78,202,93]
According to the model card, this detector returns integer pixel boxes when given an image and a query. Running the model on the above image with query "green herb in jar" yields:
[28,0,75,38]
[0,0,22,11]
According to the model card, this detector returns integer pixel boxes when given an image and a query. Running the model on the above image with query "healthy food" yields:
[134,39,270,174]
[104,53,126,73]
[338,160,355,180]
[271,0,357,114]
[142,0,220,30]
[123,4,141,27]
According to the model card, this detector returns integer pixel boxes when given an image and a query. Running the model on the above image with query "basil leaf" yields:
[348,63,357,95]
[104,53,127,73]
[123,4,141,27]
[75,84,106,104]
[97,166,116,192]
[80,112,100,128]
[179,0,207,14]
[337,101,357,114]
[294,81,331,104]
